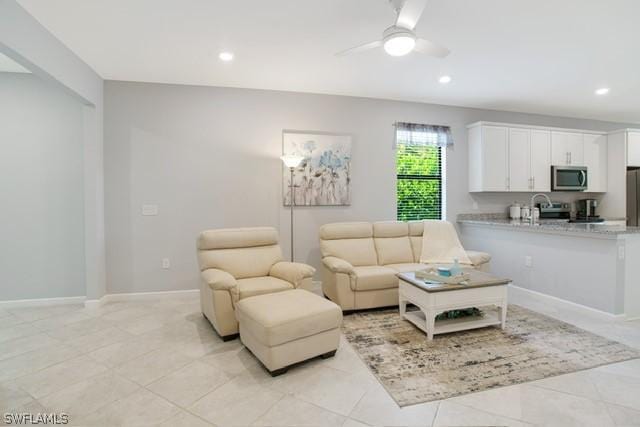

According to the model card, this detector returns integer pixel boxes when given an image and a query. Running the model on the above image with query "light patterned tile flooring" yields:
[1,292,640,427]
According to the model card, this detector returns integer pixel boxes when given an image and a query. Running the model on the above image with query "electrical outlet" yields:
[618,245,625,260]
[525,256,533,267]
[472,201,479,210]
[162,258,170,269]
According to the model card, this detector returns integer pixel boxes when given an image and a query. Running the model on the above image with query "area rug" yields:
[341,305,640,406]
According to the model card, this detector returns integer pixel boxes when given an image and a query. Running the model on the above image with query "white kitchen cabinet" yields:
[469,125,508,192]
[469,125,551,192]
[551,131,584,166]
[530,130,551,191]
[628,132,640,167]
[508,128,531,191]
[584,133,608,192]
[468,122,606,193]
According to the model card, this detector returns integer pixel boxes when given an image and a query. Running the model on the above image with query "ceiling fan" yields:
[336,0,450,58]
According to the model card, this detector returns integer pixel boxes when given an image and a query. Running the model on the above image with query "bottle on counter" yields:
[509,202,521,220]
[521,205,531,221]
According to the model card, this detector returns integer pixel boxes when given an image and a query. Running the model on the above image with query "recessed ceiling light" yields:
[219,52,234,62]
[439,75,452,84]
[595,87,609,95]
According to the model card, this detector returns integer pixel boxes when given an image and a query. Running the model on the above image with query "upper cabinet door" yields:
[530,130,551,191]
[628,132,640,167]
[481,126,509,191]
[508,128,531,191]
[584,133,607,192]
[551,131,568,165]
[552,131,584,165]
[566,132,584,165]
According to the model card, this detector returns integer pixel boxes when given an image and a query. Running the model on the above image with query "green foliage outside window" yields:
[396,142,442,221]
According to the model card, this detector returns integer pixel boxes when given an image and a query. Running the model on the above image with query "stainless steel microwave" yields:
[551,166,588,191]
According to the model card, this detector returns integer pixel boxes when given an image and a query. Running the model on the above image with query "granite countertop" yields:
[457,214,640,237]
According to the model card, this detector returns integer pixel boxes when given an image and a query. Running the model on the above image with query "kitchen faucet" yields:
[530,193,553,225]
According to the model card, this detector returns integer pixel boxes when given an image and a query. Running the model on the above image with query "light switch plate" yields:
[525,256,533,267]
[162,258,170,269]
[142,204,158,216]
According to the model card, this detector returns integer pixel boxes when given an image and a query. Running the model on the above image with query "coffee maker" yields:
[573,199,604,223]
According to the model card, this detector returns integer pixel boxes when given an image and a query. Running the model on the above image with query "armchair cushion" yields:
[237,276,293,300]
[322,256,355,276]
[351,266,398,291]
[201,268,237,292]
[269,262,315,287]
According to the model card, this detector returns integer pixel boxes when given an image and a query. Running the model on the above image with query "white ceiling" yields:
[17,0,640,123]
[0,52,30,73]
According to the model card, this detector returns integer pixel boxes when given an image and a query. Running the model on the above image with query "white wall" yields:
[0,0,106,302]
[104,81,635,294]
[0,73,85,300]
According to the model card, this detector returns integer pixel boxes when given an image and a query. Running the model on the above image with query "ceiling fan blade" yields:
[335,40,382,56]
[414,38,450,58]
[395,0,429,30]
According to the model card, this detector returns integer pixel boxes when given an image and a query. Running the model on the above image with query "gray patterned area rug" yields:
[342,305,640,407]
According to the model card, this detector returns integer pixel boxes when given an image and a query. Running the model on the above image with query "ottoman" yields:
[235,289,343,376]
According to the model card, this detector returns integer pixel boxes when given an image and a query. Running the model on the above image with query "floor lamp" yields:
[280,155,304,262]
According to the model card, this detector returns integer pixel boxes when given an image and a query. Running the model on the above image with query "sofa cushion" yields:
[351,266,399,291]
[235,289,342,347]
[384,263,427,273]
[373,221,414,265]
[373,221,409,238]
[237,276,293,300]
[375,237,414,265]
[319,222,378,267]
[319,222,372,240]
[408,221,424,262]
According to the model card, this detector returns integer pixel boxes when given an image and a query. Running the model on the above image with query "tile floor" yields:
[1,292,640,427]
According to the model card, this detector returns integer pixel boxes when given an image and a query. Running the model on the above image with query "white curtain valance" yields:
[393,122,453,149]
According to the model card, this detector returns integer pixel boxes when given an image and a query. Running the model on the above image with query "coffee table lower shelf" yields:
[402,307,502,337]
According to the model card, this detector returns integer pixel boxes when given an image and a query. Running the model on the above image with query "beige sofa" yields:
[197,227,315,339]
[320,221,491,310]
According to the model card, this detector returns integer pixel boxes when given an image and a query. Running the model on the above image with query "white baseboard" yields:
[84,289,200,308]
[103,289,199,303]
[0,296,86,309]
[509,285,625,321]
[1,290,199,309]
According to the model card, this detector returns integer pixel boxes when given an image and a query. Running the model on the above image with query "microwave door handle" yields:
[579,170,586,187]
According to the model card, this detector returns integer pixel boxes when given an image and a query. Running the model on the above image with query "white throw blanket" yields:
[420,220,472,265]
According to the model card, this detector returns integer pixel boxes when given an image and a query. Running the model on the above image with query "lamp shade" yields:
[280,154,304,168]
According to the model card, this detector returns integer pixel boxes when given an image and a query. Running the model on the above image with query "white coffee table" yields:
[398,270,511,340]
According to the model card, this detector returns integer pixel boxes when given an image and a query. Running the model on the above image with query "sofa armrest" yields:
[269,262,316,287]
[465,250,491,266]
[322,256,355,276]
[201,268,238,292]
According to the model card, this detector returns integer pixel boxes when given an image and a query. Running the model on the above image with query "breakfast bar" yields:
[457,215,640,319]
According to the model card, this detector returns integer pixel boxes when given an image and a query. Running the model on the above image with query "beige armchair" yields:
[197,227,315,340]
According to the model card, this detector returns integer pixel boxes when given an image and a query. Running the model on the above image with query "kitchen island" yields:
[458,214,640,319]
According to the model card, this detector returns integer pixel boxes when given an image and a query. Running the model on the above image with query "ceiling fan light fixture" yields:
[383,34,416,56]
[218,51,234,62]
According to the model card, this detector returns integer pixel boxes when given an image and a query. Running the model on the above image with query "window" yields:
[395,123,450,221]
